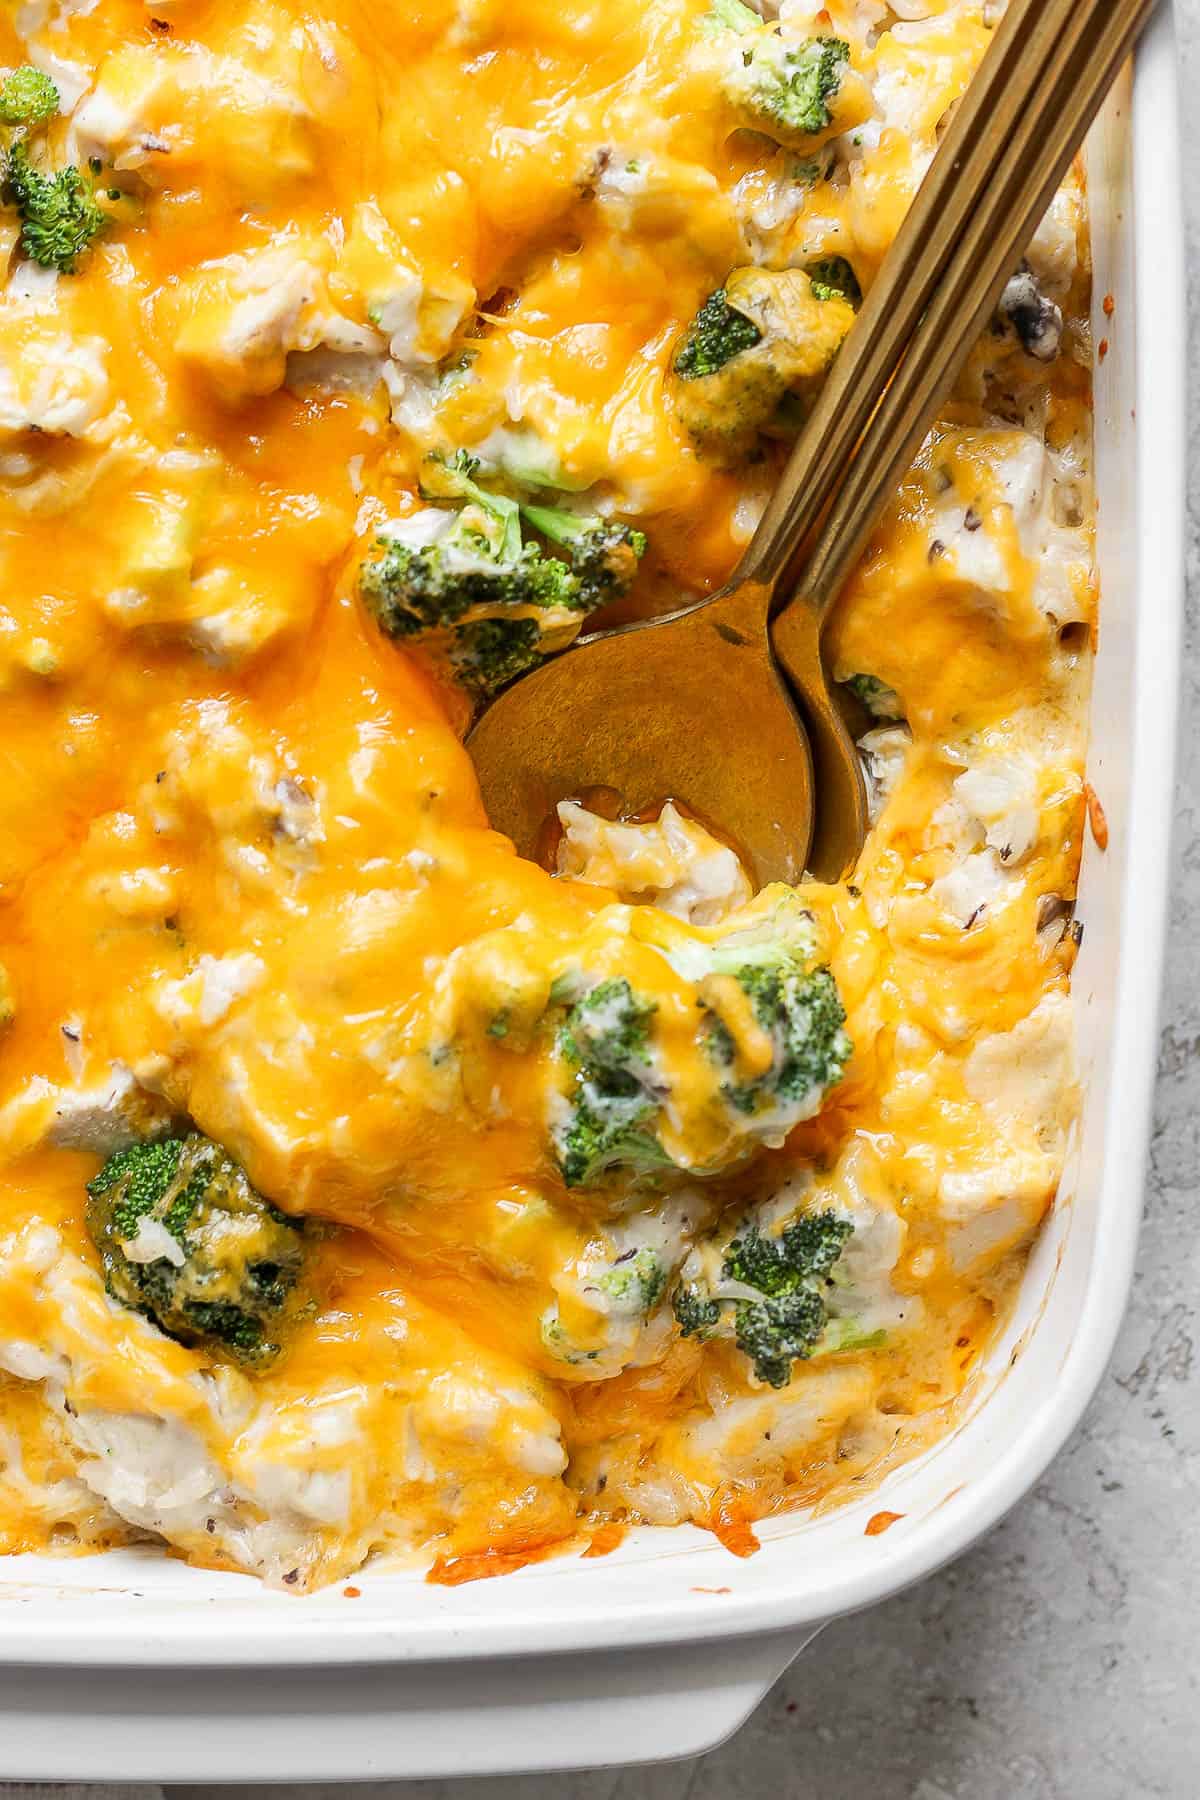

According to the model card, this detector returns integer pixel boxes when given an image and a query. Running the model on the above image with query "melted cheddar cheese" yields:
[0,0,1093,1588]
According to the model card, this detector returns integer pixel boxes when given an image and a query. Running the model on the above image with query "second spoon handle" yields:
[735,0,1076,595]
[791,0,1157,621]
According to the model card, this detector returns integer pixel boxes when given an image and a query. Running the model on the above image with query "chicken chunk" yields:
[172,240,382,404]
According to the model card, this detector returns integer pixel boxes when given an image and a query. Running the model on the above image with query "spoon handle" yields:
[736,0,1153,616]
[781,0,1156,628]
[736,0,1055,594]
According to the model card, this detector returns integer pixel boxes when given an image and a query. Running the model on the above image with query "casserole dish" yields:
[0,7,1182,1780]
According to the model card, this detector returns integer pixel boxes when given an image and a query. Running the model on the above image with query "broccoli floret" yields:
[726,35,850,143]
[598,1245,667,1312]
[540,1240,670,1368]
[360,454,644,698]
[995,264,1063,363]
[715,964,849,1119]
[690,908,852,1130]
[85,1133,311,1367]
[361,456,581,634]
[549,903,850,1186]
[359,533,577,638]
[559,975,655,1074]
[556,1092,673,1188]
[673,1283,721,1338]
[673,288,762,380]
[0,65,59,128]
[670,267,856,459]
[5,142,106,272]
[725,1214,850,1290]
[674,1211,854,1386]
[754,36,849,139]
[843,673,901,719]
[554,979,671,1187]
[805,256,861,309]
[698,0,855,146]
[519,502,647,610]
[699,0,761,33]
[792,146,836,188]
[729,1286,828,1386]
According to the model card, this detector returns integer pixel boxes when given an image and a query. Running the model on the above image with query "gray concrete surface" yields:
[13,12,1200,1800]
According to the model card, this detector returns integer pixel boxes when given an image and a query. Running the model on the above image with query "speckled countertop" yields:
[11,11,1198,1799]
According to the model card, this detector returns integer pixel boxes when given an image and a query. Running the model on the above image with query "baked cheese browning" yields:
[0,0,1093,1588]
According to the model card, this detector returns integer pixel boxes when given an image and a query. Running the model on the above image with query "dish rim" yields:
[0,7,1183,1671]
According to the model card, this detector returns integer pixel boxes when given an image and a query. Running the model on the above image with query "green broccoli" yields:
[674,1211,854,1386]
[559,974,655,1073]
[704,6,851,147]
[0,65,59,128]
[362,454,581,632]
[5,142,106,273]
[843,672,901,719]
[540,1242,670,1367]
[549,902,850,1187]
[0,69,110,275]
[673,287,762,380]
[805,256,861,309]
[746,36,850,141]
[681,903,852,1133]
[995,265,1063,363]
[451,616,547,694]
[519,502,647,610]
[85,1133,311,1368]
[554,1088,674,1189]
[671,266,856,459]
[672,1283,720,1339]
[792,145,836,188]
[714,964,849,1121]
[359,453,645,698]
[554,978,671,1187]
[598,1245,667,1312]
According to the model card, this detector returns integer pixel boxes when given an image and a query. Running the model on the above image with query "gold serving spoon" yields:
[468,0,1155,886]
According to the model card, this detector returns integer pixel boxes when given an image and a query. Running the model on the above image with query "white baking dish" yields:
[0,12,1182,1781]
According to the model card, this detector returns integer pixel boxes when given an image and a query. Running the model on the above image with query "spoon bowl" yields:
[468,580,818,887]
[467,0,1153,893]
